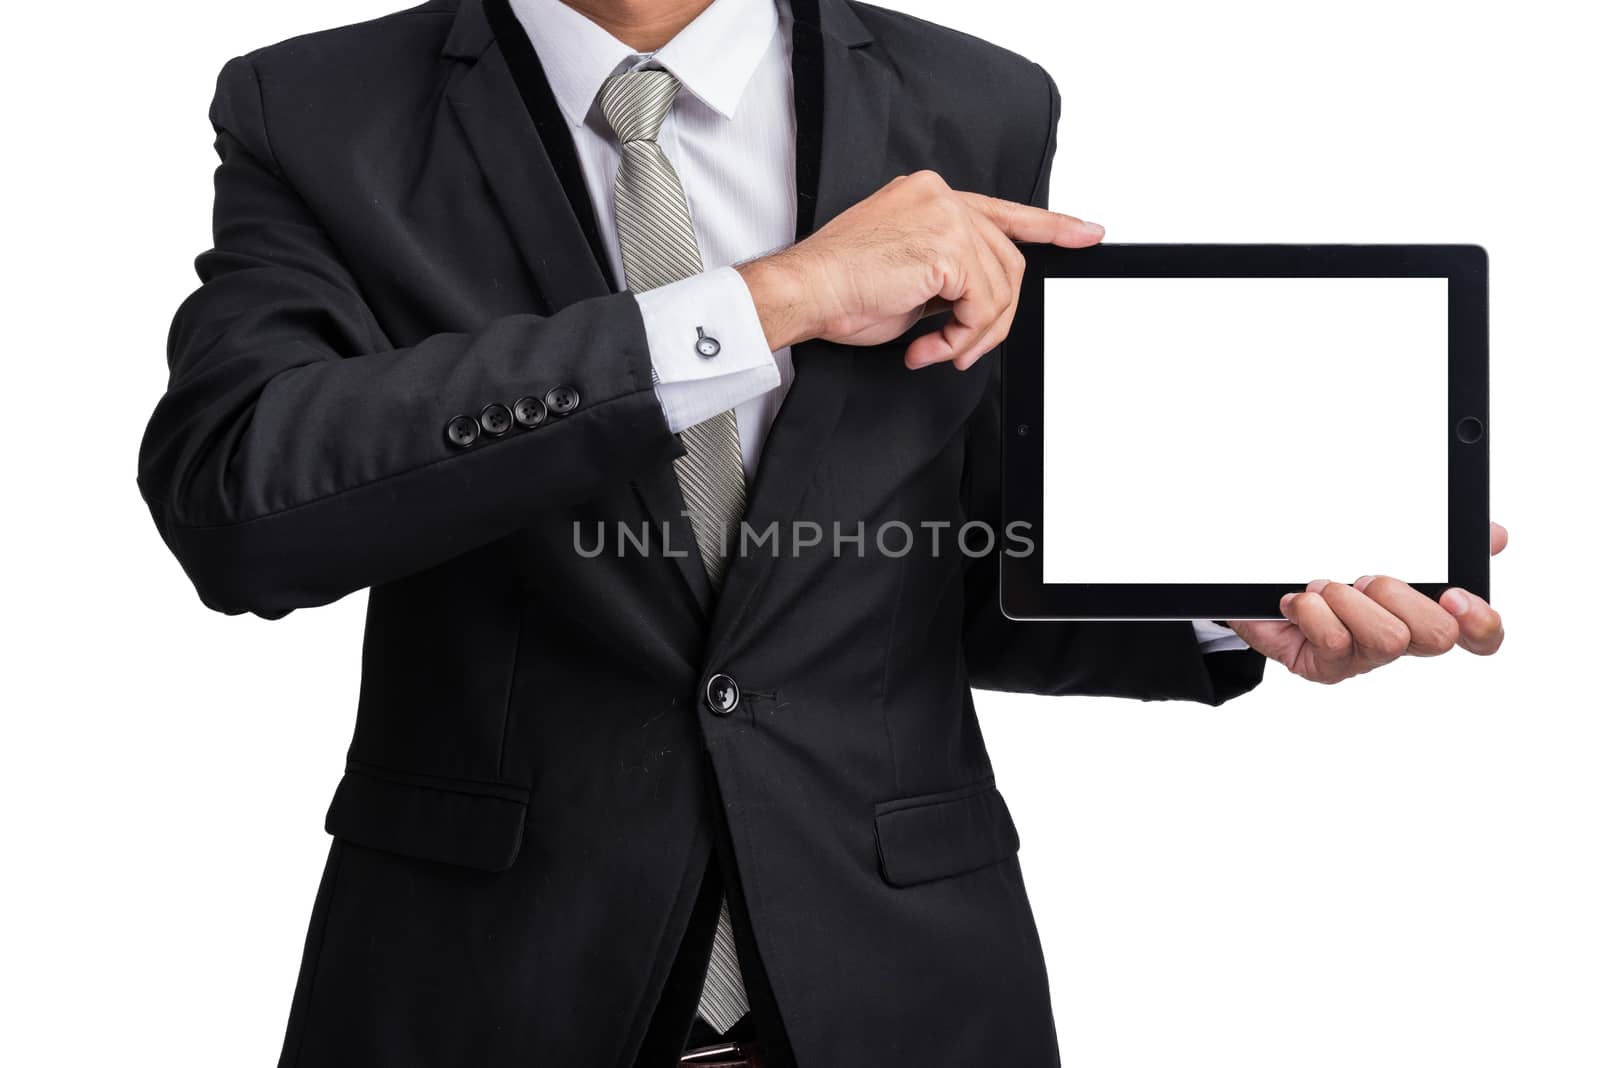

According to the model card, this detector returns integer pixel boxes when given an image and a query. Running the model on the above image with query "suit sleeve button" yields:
[545,385,581,415]
[479,402,513,436]
[512,395,548,428]
[445,415,480,448]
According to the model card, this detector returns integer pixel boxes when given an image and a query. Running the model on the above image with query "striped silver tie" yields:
[599,68,751,1034]
[601,69,747,591]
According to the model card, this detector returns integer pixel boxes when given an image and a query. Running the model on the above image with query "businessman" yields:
[138,0,1508,1065]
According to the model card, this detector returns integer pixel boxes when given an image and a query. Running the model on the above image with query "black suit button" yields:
[479,402,513,437]
[445,414,480,448]
[545,385,580,415]
[704,674,740,716]
[512,395,548,429]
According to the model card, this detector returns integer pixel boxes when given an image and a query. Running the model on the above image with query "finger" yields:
[1224,618,1301,661]
[1281,588,1355,676]
[955,226,1015,367]
[972,209,1030,293]
[1312,580,1412,667]
[904,245,983,366]
[938,231,1009,367]
[1439,588,1504,655]
[904,239,1004,368]
[904,299,978,367]
[957,191,1105,247]
[949,299,1013,371]
[1352,575,1458,656]
[954,288,1018,371]
[1490,522,1509,555]
[952,217,1027,370]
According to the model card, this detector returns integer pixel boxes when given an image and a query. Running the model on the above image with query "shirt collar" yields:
[508,0,781,128]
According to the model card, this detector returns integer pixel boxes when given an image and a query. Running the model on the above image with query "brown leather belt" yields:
[679,1040,764,1067]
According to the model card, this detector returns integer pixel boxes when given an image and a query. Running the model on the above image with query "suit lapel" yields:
[479,0,620,292]
[443,7,610,311]
[707,0,889,651]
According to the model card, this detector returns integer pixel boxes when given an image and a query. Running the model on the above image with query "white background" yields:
[1,1,1595,1065]
[1043,276,1449,584]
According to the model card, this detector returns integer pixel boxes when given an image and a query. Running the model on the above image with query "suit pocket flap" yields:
[324,765,529,872]
[873,780,1020,888]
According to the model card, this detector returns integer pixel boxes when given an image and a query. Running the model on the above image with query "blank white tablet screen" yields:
[1041,276,1449,585]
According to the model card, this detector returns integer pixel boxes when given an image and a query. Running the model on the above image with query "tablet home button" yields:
[1455,416,1485,444]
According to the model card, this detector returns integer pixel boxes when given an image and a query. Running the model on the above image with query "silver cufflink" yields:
[695,326,721,358]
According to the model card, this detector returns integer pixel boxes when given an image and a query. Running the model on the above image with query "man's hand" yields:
[735,170,1102,369]
[1227,523,1509,684]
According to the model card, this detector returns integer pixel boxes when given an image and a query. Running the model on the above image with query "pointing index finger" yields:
[958,191,1105,247]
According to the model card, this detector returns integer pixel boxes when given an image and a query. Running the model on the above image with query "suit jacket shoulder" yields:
[237,0,455,75]
[211,2,457,167]
[845,2,1060,205]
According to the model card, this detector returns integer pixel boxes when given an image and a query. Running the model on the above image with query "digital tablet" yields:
[1001,244,1489,621]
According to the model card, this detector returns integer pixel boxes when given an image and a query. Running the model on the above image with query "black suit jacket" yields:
[138,1,1266,1065]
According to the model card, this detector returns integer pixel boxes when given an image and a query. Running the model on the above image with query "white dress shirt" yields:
[509,0,1246,654]
[511,0,793,479]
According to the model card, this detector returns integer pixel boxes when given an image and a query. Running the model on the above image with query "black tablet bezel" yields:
[1000,243,1489,621]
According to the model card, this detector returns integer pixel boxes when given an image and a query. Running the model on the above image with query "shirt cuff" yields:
[635,266,781,434]
[1192,619,1249,654]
